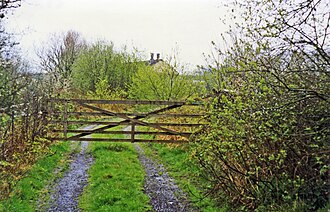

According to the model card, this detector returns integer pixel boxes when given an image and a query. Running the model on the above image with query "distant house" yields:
[147,53,164,66]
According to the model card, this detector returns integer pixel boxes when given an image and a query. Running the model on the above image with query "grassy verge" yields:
[79,131,152,211]
[0,141,75,211]
[140,142,227,212]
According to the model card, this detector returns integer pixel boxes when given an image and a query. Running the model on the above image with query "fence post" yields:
[63,100,68,140]
[131,123,135,143]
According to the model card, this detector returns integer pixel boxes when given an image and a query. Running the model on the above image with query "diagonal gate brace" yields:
[67,103,186,140]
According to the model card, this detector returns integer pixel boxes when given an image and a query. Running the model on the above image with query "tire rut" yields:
[45,125,194,211]
[124,125,194,211]
[134,143,194,212]
[46,126,94,212]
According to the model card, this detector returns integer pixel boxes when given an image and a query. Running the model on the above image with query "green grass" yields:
[0,141,74,212]
[140,142,227,212]
[78,131,152,211]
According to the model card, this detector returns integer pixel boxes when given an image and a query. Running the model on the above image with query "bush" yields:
[191,65,329,210]
[0,85,51,199]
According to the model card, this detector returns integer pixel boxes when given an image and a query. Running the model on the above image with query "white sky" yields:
[6,0,229,70]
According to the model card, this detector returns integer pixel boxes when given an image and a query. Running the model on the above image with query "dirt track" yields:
[134,143,193,211]
[47,126,94,212]
[45,125,193,211]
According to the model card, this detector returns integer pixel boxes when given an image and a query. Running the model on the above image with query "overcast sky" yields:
[6,0,229,70]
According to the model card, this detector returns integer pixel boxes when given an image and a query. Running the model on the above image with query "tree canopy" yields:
[129,60,200,101]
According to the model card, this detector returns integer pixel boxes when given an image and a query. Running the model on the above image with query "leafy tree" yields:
[129,57,201,101]
[0,2,52,198]
[192,0,329,210]
[0,0,24,116]
[71,41,139,95]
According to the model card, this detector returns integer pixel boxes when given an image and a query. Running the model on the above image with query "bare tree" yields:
[37,30,86,89]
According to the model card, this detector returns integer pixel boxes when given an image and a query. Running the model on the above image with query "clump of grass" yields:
[79,134,152,211]
[0,141,72,211]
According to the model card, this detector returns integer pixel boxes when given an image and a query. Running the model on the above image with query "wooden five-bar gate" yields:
[47,98,204,143]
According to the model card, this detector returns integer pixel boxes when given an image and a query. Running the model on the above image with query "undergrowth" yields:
[0,141,73,211]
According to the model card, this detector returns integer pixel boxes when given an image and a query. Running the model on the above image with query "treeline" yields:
[37,31,200,101]
[0,1,52,198]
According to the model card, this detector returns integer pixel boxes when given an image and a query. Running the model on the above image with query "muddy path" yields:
[134,144,194,212]
[123,126,194,211]
[46,125,94,212]
[44,125,194,211]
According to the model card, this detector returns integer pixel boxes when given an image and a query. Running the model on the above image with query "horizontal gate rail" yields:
[50,120,203,127]
[52,129,192,136]
[47,98,205,143]
[49,98,202,106]
[47,137,188,143]
[73,102,188,139]
[52,111,203,118]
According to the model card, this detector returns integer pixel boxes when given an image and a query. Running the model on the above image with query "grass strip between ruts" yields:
[78,130,152,211]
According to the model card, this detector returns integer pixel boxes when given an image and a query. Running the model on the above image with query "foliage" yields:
[0,141,71,211]
[0,59,28,112]
[193,66,329,210]
[0,76,52,199]
[192,0,329,210]
[0,8,55,199]
[71,41,139,95]
[129,58,201,101]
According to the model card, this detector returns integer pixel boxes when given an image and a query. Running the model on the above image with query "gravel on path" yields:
[134,143,195,212]
[47,126,94,212]
[121,125,194,211]
[46,124,194,212]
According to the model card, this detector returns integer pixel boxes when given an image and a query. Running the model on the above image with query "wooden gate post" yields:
[131,123,135,143]
[63,101,68,140]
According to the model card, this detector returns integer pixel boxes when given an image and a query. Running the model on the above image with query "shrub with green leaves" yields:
[129,61,201,101]
[192,65,329,210]
[192,0,329,210]
[71,41,139,94]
